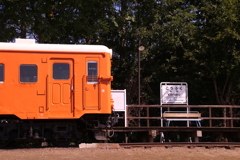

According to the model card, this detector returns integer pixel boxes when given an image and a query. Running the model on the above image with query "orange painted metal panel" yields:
[0,39,113,120]
[63,83,71,104]
[48,59,74,118]
[52,84,61,104]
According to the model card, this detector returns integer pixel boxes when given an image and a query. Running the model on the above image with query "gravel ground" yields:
[0,147,240,160]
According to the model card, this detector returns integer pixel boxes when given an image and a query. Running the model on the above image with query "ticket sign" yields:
[160,82,188,104]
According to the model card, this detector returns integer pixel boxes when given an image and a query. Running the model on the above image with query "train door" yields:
[48,59,74,118]
[83,58,100,110]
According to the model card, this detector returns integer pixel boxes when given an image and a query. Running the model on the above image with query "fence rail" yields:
[120,105,240,128]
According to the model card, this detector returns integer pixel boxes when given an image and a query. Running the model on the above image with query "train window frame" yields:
[20,64,38,83]
[53,63,70,80]
[87,61,98,83]
[0,64,4,83]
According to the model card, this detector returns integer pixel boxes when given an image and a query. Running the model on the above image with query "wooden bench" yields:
[163,111,201,127]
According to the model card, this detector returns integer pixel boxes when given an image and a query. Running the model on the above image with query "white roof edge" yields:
[0,39,112,58]
[15,38,36,44]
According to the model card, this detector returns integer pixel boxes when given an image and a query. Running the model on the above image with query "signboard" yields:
[160,82,188,104]
[111,90,126,111]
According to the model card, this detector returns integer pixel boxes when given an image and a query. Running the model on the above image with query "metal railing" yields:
[117,105,240,128]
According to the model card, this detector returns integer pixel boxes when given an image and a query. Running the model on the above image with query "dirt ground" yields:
[0,147,239,160]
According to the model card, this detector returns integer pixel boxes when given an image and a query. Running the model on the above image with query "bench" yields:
[163,111,201,127]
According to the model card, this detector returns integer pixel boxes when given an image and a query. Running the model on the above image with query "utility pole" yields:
[138,43,144,105]
[138,40,141,105]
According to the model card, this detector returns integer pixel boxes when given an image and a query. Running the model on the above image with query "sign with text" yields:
[160,82,188,104]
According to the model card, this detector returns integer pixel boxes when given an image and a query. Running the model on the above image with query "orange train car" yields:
[0,39,117,146]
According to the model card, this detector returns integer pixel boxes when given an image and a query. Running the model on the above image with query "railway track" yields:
[2,141,240,149]
[119,142,240,149]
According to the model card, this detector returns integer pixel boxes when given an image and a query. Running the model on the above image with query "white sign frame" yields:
[111,90,127,127]
[160,82,188,105]
[111,90,126,111]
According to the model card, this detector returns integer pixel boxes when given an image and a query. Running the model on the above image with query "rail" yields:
[116,105,240,128]
[119,142,240,148]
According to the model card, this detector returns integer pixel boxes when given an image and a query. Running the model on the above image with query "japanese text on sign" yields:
[161,84,187,104]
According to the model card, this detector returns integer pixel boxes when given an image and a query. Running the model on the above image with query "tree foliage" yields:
[1,0,240,105]
[193,0,240,104]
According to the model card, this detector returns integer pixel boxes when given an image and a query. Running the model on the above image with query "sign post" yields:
[160,82,188,127]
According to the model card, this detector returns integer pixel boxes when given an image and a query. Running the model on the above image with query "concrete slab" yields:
[41,142,48,147]
[79,143,120,149]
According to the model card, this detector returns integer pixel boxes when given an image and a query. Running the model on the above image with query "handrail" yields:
[98,76,101,110]
[46,75,49,111]
[71,75,74,114]
[82,75,86,110]
[127,105,240,108]
[164,111,200,113]
[122,105,240,128]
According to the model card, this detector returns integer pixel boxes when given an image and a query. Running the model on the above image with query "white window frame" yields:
[87,61,98,84]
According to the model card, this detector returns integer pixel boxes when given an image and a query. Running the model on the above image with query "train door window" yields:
[0,64,4,83]
[87,61,98,83]
[53,63,69,80]
[20,64,37,83]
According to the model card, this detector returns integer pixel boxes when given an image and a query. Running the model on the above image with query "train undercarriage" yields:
[0,114,118,147]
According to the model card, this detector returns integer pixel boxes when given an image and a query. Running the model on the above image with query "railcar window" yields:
[87,61,98,83]
[0,64,4,83]
[20,65,37,83]
[53,63,69,80]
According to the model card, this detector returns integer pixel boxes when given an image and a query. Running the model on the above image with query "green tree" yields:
[1,0,240,106]
[0,0,115,43]
[136,0,198,104]
[193,0,240,105]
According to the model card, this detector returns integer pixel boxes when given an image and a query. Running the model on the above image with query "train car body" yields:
[0,39,115,146]
[0,39,113,119]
